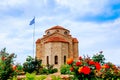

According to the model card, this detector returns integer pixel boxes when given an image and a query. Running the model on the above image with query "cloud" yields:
[56,0,108,16]
[0,0,120,65]
[56,0,120,22]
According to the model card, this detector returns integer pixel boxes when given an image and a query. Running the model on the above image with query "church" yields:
[36,25,79,68]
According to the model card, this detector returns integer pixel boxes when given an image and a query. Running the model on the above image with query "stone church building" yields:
[36,25,79,68]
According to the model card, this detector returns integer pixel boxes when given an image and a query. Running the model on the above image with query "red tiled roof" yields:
[36,39,41,43]
[45,25,69,32]
[45,37,68,43]
[73,38,78,43]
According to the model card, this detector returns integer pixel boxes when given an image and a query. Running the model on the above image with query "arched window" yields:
[56,30,59,32]
[47,31,50,35]
[64,56,66,64]
[47,56,49,65]
[64,31,67,35]
[55,56,58,64]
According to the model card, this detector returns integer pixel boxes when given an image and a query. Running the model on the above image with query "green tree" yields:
[23,56,42,73]
[92,51,105,65]
[0,48,16,80]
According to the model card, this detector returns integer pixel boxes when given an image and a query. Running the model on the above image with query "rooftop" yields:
[45,25,69,32]
[45,36,68,43]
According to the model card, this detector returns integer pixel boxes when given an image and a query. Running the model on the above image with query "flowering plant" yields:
[0,48,17,80]
[67,53,120,80]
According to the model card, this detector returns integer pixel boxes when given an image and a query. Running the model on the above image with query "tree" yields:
[23,56,42,73]
[0,48,16,80]
[92,51,105,65]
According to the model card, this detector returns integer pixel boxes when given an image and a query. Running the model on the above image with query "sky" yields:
[0,0,120,65]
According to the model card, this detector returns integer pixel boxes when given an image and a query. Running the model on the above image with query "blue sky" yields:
[0,0,120,65]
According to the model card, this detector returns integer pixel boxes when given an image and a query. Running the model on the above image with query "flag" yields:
[29,17,35,25]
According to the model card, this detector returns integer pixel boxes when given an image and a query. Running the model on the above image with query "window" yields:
[55,56,58,64]
[47,31,50,35]
[56,30,59,32]
[64,56,66,64]
[64,31,67,35]
[47,56,49,65]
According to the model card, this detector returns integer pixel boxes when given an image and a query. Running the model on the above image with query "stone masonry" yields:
[36,25,79,69]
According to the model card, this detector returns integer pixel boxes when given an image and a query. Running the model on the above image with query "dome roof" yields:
[72,38,79,43]
[45,25,69,32]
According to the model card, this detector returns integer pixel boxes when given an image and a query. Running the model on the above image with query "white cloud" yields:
[0,0,120,65]
[55,0,109,16]
[0,0,28,10]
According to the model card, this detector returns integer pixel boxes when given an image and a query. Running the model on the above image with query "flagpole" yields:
[33,18,35,58]
[29,17,35,58]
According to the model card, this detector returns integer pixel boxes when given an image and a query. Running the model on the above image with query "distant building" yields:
[36,25,79,68]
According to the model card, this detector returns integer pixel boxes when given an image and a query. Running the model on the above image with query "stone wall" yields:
[36,26,79,69]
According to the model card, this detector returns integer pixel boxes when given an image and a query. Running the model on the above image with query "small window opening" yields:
[55,56,58,64]
[47,56,49,65]
[64,56,66,64]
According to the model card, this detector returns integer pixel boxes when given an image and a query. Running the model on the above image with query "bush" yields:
[52,68,58,73]
[39,68,48,74]
[0,48,17,80]
[67,53,120,80]
[60,64,71,74]
[39,64,58,74]
[25,72,36,80]
[22,73,47,80]
[16,63,24,75]
[92,51,105,65]
[23,56,42,73]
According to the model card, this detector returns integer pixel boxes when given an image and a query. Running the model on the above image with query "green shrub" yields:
[25,72,36,80]
[92,51,105,65]
[60,64,71,74]
[47,64,58,74]
[39,68,48,74]
[0,48,17,80]
[52,68,58,73]
[23,56,42,73]
[39,64,58,74]
[22,73,46,80]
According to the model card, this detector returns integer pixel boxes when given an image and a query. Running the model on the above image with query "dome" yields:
[45,25,69,32]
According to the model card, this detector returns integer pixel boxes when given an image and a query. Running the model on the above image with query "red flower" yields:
[89,60,95,65]
[70,67,74,71]
[78,56,82,60]
[76,61,82,66]
[1,56,5,61]
[112,65,116,69]
[95,62,101,70]
[12,65,17,70]
[102,64,110,69]
[67,58,73,65]
[78,66,91,75]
